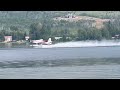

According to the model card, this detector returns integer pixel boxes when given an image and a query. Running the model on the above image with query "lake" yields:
[0,42,120,79]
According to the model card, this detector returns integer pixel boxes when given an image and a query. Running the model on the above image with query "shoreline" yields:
[0,40,118,44]
[0,41,28,44]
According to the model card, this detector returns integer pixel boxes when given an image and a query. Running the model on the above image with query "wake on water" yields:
[34,40,120,48]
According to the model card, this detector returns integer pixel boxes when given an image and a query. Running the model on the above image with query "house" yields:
[25,36,30,40]
[112,37,115,39]
[4,36,12,42]
[114,35,120,39]
[55,37,62,40]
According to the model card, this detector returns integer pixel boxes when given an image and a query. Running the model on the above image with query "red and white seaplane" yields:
[30,38,53,48]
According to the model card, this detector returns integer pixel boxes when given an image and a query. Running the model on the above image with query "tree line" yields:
[0,18,120,42]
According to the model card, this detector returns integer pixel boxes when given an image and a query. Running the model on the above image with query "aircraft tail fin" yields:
[48,38,52,44]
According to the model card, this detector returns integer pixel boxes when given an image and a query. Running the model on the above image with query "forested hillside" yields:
[0,11,120,41]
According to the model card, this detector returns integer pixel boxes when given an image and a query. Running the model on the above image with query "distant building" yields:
[114,34,120,39]
[66,14,75,18]
[55,37,62,40]
[112,37,115,39]
[25,36,30,40]
[4,36,12,42]
[111,34,120,39]
[115,35,119,37]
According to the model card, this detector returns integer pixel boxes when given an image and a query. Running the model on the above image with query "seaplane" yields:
[30,38,53,48]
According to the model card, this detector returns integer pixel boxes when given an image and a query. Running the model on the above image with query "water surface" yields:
[0,42,120,79]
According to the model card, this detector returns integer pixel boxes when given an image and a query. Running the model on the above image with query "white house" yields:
[55,37,62,40]
[25,36,30,40]
[4,36,12,42]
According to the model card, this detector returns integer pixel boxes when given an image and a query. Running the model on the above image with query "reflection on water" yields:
[0,42,31,48]
[5,43,12,48]
[0,58,120,68]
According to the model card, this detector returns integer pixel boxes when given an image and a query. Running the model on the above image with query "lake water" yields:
[0,42,120,79]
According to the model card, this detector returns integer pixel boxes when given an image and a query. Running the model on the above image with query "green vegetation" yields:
[0,11,120,42]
